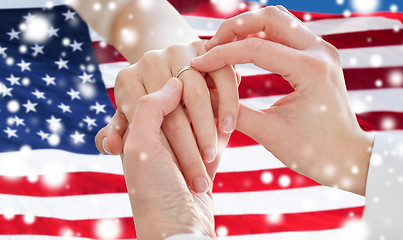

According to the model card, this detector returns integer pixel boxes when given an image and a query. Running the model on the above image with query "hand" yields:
[191,6,374,195]
[95,41,239,193]
[122,78,215,239]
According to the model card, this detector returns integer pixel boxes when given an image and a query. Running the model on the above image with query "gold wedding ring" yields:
[176,66,199,78]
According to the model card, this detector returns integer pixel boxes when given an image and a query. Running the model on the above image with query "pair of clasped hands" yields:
[95,7,373,239]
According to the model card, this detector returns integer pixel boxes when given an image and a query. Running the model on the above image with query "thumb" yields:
[236,104,272,145]
[130,77,183,134]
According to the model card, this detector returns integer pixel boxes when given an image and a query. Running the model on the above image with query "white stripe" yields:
[183,15,403,37]
[240,89,403,113]
[99,62,129,88]
[0,149,123,177]
[213,186,364,215]
[99,45,403,88]
[218,145,285,172]
[0,0,65,8]
[0,186,363,219]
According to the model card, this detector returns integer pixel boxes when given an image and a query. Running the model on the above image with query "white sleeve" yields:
[362,133,403,239]
[164,234,214,240]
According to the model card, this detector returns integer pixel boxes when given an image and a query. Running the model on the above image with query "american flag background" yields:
[1,0,403,239]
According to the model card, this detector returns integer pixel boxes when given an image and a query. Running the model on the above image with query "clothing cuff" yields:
[362,133,403,238]
[164,233,214,240]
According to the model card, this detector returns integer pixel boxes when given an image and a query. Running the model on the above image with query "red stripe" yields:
[170,0,403,24]
[0,168,320,196]
[0,207,364,237]
[214,207,364,236]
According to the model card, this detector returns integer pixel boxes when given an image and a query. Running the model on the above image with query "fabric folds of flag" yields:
[1,1,403,239]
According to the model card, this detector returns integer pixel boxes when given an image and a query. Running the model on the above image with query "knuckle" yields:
[245,38,264,55]
[264,5,281,15]
[140,50,163,68]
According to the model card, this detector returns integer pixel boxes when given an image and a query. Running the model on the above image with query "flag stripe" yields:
[0,168,321,196]
[0,206,363,239]
[98,45,403,89]
[0,186,364,219]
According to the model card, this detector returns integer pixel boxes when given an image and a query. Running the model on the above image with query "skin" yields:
[192,6,374,196]
[71,0,240,193]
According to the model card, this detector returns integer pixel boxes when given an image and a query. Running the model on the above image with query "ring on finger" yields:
[176,66,199,78]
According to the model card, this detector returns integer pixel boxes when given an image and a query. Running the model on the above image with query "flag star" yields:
[67,88,81,100]
[83,116,97,128]
[69,40,83,52]
[7,28,20,40]
[31,44,44,57]
[62,9,76,21]
[70,131,85,144]
[90,102,106,114]
[23,100,38,113]
[42,74,56,86]
[4,127,17,138]
[58,103,72,113]
[0,45,7,57]
[23,12,37,23]
[37,130,49,140]
[46,115,62,131]
[47,26,59,37]
[55,58,68,69]
[12,116,25,126]
[17,59,31,72]
[32,89,46,99]
[6,74,21,86]
[1,87,13,97]
[79,72,94,84]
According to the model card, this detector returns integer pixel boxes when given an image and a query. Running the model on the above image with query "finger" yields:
[162,105,211,193]
[208,65,239,134]
[132,78,183,136]
[275,5,303,24]
[205,6,316,51]
[95,109,128,155]
[179,69,218,163]
[193,38,303,88]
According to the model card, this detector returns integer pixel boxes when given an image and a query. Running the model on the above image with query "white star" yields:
[42,74,56,86]
[1,87,13,97]
[32,89,46,99]
[62,10,76,21]
[37,130,49,140]
[67,88,81,100]
[4,127,17,138]
[70,131,85,144]
[31,44,44,57]
[6,74,20,86]
[46,115,62,132]
[83,116,97,128]
[23,13,37,23]
[58,103,72,113]
[90,102,106,114]
[12,116,25,126]
[17,59,31,72]
[0,45,7,57]
[69,40,83,52]
[47,26,59,37]
[23,100,38,113]
[7,28,20,40]
[55,58,68,69]
[79,72,94,84]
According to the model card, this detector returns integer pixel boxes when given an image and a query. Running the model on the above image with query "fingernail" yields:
[203,147,216,163]
[193,177,209,193]
[163,78,179,91]
[222,116,234,133]
[102,138,112,155]
[204,40,210,50]
[191,56,202,65]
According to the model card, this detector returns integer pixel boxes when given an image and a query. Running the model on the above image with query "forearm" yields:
[71,0,200,63]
